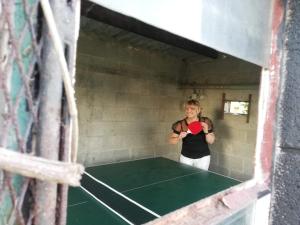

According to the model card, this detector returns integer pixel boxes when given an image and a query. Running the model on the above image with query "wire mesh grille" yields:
[0,1,42,224]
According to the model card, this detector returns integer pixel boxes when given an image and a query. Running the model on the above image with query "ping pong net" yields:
[80,172,160,225]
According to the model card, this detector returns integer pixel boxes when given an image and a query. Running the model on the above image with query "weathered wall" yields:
[0,94,3,134]
[270,0,300,224]
[76,30,185,166]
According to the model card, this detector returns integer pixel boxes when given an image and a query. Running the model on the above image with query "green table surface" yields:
[68,157,240,225]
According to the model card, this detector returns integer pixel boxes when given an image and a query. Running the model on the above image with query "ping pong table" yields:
[67,157,240,225]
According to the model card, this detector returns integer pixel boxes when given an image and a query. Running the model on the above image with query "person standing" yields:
[169,99,215,170]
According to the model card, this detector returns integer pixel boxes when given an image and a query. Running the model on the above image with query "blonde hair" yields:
[185,99,202,117]
[185,99,201,108]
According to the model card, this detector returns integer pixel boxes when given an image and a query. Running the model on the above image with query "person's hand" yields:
[178,132,188,139]
[201,122,209,133]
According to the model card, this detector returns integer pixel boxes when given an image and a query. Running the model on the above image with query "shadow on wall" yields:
[209,108,232,177]
[212,108,232,139]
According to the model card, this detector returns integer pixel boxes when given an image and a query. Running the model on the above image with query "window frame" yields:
[145,0,283,224]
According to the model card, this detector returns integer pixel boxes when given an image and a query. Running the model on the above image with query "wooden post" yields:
[0,147,83,186]
[56,1,81,224]
[35,0,80,225]
[221,93,226,120]
[246,94,252,123]
[35,20,63,225]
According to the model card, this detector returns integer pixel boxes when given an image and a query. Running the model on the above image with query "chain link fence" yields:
[0,1,41,224]
[0,1,82,225]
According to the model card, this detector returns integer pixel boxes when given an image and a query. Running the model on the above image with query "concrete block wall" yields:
[76,31,185,166]
[76,18,259,181]
[180,55,260,181]
[182,88,258,181]
[270,0,300,223]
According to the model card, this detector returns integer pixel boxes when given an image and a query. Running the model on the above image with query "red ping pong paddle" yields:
[187,121,202,135]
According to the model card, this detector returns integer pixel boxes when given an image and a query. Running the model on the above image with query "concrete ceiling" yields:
[86,0,272,67]
[80,16,215,63]
[79,16,261,87]
[81,0,219,60]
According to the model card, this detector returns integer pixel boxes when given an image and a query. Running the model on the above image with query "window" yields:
[224,101,249,115]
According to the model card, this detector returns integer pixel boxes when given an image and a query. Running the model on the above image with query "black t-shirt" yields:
[172,117,214,159]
